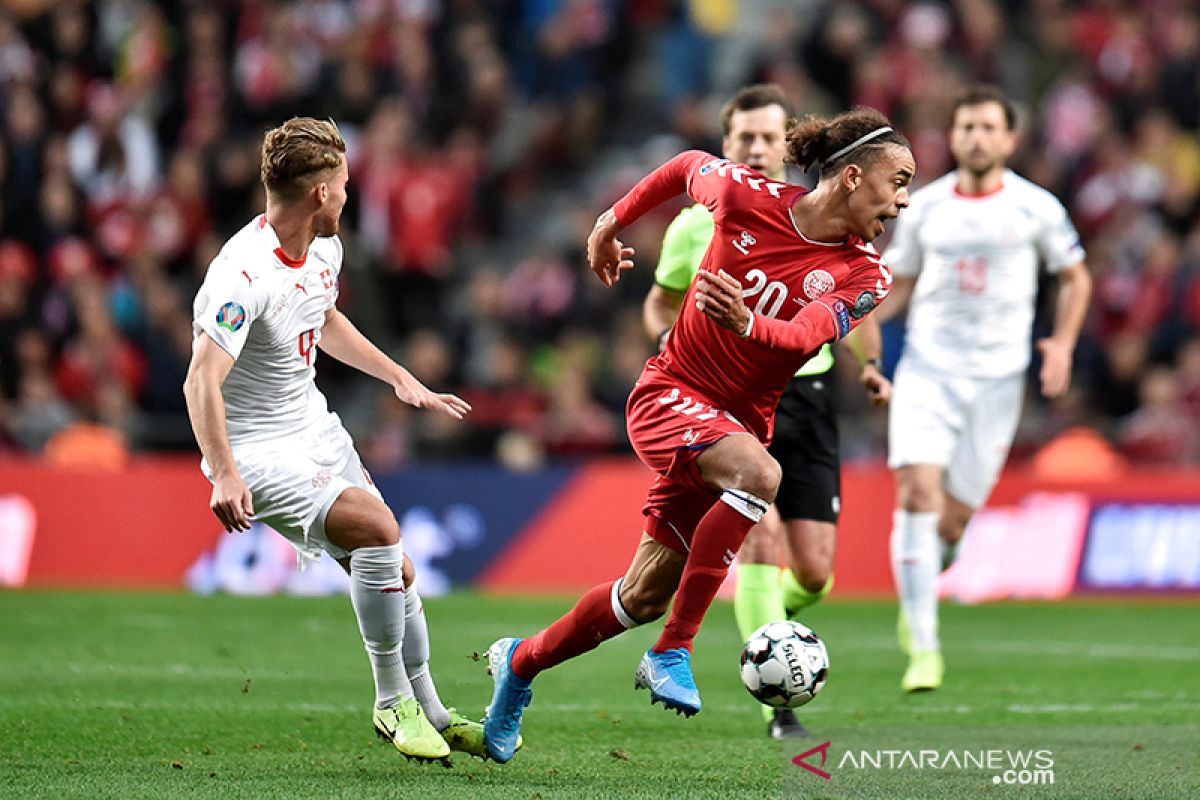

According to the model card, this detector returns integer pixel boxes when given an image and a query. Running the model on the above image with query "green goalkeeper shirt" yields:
[654,203,834,377]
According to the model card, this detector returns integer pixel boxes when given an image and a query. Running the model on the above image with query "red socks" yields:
[512,580,629,680]
[655,491,765,652]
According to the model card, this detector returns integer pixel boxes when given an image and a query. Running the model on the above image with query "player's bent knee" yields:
[797,565,830,594]
[939,516,969,544]
[736,456,781,502]
[898,483,940,513]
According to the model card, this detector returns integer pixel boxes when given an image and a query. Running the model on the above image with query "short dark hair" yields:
[260,117,346,201]
[719,84,795,136]
[951,84,1017,131]
[786,106,910,177]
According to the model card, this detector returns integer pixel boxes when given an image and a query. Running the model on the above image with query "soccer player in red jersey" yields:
[483,108,914,762]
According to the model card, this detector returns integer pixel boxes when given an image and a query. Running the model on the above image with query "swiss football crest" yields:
[803,270,836,300]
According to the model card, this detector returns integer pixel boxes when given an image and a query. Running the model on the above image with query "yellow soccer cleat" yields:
[440,708,522,760]
[901,650,944,693]
[373,698,451,763]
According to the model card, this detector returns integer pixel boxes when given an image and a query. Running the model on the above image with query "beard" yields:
[314,213,340,237]
[964,154,1000,178]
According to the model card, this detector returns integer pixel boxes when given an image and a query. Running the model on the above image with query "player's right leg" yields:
[325,488,449,761]
[891,464,946,692]
[484,532,686,760]
[338,452,490,759]
[733,509,790,732]
[888,360,964,691]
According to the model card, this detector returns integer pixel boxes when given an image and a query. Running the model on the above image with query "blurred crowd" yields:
[0,0,1197,470]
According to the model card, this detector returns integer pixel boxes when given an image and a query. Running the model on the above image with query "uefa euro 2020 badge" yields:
[216,302,247,332]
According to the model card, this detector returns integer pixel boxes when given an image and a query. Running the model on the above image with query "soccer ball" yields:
[739,620,829,708]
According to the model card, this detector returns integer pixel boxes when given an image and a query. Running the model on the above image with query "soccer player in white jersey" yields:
[184,117,492,762]
[879,86,1092,691]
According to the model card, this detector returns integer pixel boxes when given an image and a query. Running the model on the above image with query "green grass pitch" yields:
[1,592,1196,799]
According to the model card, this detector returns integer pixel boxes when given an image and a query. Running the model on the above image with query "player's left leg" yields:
[340,457,494,759]
[782,519,836,617]
[324,488,450,762]
[648,434,778,713]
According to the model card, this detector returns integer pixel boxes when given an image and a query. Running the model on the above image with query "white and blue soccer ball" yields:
[739,620,829,708]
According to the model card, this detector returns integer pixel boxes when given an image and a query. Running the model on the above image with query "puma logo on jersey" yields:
[699,159,787,198]
[241,270,253,286]
[295,281,308,295]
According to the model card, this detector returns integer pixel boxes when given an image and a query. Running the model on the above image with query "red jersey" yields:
[614,150,893,443]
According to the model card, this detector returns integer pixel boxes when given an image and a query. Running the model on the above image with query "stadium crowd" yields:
[0,0,1197,469]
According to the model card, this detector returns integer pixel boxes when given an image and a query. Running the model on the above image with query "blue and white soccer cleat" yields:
[634,647,702,716]
[483,637,532,763]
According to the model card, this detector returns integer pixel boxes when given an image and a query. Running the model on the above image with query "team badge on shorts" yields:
[216,302,246,332]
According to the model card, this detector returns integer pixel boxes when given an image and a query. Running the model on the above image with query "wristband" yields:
[862,358,883,371]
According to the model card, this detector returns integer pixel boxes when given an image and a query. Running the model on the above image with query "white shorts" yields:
[887,356,1025,509]
[203,414,382,562]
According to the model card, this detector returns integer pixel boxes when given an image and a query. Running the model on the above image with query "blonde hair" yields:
[260,117,346,201]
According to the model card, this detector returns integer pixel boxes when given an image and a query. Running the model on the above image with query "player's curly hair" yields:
[786,107,910,177]
[260,117,346,201]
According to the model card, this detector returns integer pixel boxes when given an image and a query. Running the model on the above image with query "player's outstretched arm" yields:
[319,309,472,419]
[1038,260,1093,398]
[587,209,636,287]
[184,333,255,532]
[593,150,718,287]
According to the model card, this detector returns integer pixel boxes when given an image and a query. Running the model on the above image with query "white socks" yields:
[890,510,941,653]
[721,489,770,523]
[402,587,450,731]
[349,543,412,709]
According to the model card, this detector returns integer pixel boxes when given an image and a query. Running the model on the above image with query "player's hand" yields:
[861,363,891,405]
[211,473,254,533]
[587,208,635,287]
[394,381,473,420]
[695,269,752,336]
[1037,337,1073,398]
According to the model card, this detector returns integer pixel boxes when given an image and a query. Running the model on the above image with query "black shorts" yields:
[768,373,841,524]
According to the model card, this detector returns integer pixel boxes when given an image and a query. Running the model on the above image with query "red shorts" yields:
[626,366,752,554]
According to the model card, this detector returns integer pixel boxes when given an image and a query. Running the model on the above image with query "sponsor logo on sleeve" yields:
[216,302,246,332]
[833,300,851,338]
[849,290,876,319]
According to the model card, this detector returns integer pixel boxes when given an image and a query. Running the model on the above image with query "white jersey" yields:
[192,214,343,445]
[884,170,1085,378]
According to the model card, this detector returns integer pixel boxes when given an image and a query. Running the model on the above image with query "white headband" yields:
[826,126,894,163]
